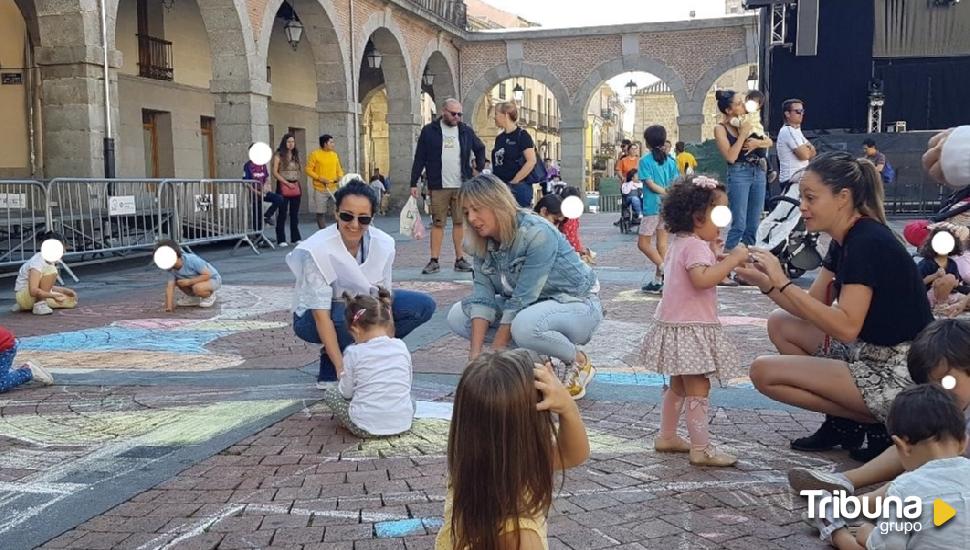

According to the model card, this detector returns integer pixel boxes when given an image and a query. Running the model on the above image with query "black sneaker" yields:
[422,259,440,274]
[849,423,892,462]
[263,217,275,226]
[790,415,865,452]
[454,257,472,272]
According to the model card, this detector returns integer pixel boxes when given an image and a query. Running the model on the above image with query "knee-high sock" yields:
[685,396,711,452]
[659,388,685,439]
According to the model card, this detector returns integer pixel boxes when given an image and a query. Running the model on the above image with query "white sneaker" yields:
[24,361,54,385]
[788,468,855,494]
[198,293,217,308]
[32,302,53,315]
[279,242,289,248]
[176,294,202,307]
[316,381,333,390]
[10,303,20,312]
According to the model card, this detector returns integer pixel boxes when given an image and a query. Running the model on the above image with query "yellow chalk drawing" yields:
[0,400,297,446]
[16,351,245,371]
[610,290,661,303]
[339,414,646,458]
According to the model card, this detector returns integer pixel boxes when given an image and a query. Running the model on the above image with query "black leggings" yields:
[276,189,302,244]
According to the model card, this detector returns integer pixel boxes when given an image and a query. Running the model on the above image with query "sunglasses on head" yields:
[446,110,463,118]
[338,212,373,225]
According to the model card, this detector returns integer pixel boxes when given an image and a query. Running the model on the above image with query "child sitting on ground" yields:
[557,186,595,264]
[436,350,589,549]
[0,325,53,393]
[12,231,78,315]
[789,319,970,531]
[322,289,413,438]
[156,240,222,311]
[815,384,970,549]
[916,227,970,316]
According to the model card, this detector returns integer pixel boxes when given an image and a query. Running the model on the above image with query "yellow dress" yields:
[434,488,548,549]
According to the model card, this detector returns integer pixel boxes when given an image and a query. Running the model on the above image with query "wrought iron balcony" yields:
[137,34,173,81]
[405,0,468,29]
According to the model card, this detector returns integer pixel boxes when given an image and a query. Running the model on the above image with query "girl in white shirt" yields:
[323,287,414,438]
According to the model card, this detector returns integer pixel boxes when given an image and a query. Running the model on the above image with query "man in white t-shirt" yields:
[410,98,486,274]
[775,98,816,187]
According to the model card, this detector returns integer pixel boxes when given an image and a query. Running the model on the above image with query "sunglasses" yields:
[789,109,805,114]
[446,110,463,118]
[338,212,373,225]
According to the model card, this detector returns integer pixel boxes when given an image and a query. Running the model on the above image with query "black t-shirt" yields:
[492,128,535,184]
[917,257,970,294]
[821,218,933,346]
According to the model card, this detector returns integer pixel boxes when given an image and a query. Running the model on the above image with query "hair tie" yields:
[352,308,366,324]
[694,176,719,189]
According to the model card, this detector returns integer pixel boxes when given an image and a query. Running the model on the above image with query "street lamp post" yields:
[746,65,759,91]
[98,0,114,178]
[513,81,524,103]
[283,17,304,50]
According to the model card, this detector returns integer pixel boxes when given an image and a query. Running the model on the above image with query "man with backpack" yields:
[863,138,895,185]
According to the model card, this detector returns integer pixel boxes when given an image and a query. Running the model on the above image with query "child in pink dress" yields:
[640,175,750,467]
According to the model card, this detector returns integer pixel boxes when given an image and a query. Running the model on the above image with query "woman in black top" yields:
[736,152,933,459]
[491,101,538,208]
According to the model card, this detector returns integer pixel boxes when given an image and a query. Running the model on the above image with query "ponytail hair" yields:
[715,90,736,115]
[342,287,394,332]
[806,151,888,226]
[644,125,668,165]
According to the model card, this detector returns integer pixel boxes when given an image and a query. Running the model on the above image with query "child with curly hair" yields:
[642,175,750,467]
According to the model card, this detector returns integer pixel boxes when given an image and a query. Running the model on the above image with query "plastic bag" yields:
[411,214,426,240]
[400,196,419,236]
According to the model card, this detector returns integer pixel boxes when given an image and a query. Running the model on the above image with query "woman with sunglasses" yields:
[288,180,436,388]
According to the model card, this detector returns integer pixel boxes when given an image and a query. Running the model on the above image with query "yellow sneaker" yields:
[566,354,596,400]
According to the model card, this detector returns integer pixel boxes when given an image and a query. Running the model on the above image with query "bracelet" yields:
[760,286,775,295]
[779,281,795,294]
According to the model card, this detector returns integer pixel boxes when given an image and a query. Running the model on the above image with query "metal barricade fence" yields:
[598,194,622,213]
[0,180,49,269]
[160,179,261,254]
[46,178,171,264]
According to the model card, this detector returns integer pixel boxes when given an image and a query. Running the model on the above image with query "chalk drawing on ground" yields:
[0,399,299,538]
[15,285,292,371]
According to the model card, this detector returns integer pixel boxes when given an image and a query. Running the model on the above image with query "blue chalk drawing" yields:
[375,517,443,538]
[596,371,753,389]
[19,326,231,354]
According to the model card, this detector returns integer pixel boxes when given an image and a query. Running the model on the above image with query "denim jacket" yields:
[464,211,599,324]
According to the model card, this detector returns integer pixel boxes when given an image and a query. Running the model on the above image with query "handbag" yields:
[516,128,548,185]
[280,180,301,198]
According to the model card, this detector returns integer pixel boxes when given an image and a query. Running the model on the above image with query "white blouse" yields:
[286,225,395,315]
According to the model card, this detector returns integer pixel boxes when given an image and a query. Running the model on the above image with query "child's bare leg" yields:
[637,234,662,269]
[656,227,669,272]
[191,281,216,298]
[36,273,57,296]
[853,523,875,549]
[933,274,958,303]
[843,446,903,491]
[831,527,865,550]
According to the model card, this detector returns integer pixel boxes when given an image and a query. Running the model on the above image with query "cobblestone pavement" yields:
[0,214,885,549]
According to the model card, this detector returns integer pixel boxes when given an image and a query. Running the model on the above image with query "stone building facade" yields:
[2,0,756,206]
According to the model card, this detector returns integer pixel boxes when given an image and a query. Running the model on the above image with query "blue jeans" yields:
[509,183,534,208]
[0,343,31,393]
[725,163,767,250]
[292,289,436,381]
[623,194,642,218]
[447,296,603,363]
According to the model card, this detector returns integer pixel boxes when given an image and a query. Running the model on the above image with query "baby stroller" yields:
[754,171,828,279]
[615,190,642,235]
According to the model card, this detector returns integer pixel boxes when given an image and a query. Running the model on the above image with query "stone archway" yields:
[463,62,571,119]
[357,16,418,205]
[108,0,260,177]
[417,44,458,104]
[258,0,353,171]
[562,56,686,188]
[682,48,754,143]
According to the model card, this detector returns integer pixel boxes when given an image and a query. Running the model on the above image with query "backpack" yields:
[881,160,895,185]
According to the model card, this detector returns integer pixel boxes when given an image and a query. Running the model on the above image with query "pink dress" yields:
[639,234,743,382]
